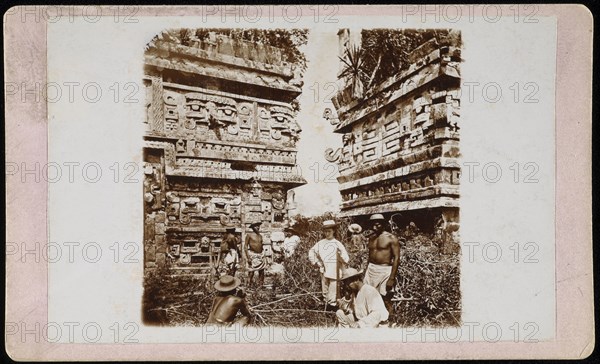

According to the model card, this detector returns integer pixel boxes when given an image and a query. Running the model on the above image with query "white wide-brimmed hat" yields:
[348,223,363,234]
[322,220,337,229]
[340,267,363,281]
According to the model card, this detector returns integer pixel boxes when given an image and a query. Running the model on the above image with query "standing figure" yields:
[270,233,285,263]
[282,226,301,259]
[245,222,266,287]
[206,275,252,326]
[335,268,389,328]
[348,223,366,269]
[308,220,350,309]
[217,227,240,277]
[364,214,400,316]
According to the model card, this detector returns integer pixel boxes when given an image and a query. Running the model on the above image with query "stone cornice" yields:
[338,157,460,191]
[338,196,459,217]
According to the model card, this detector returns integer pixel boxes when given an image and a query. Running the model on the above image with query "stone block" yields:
[144,221,155,240]
[156,253,166,266]
[448,89,460,99]
[155,234,166,249]
[424,176,434,187]
[432,90,447,101]
[155,223,166,235]
[146,213,155,224]
[156,211,167,223]
[145,245,156,262]
[452,170,461,185]
[431,103,448,122]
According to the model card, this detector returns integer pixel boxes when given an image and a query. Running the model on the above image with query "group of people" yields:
[207,221,301,326]
[309,214,400,328]
[207,214,400,328]
[215,221,301,287]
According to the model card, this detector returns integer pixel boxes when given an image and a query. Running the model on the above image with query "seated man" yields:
[206,275,252,326]
[336,268,389,328]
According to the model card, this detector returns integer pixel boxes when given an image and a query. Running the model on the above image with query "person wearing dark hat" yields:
[308,220,350,308]
[364,214,400,316]
[245,222,266,287]
[282,226,300,259]
[216,227,241,277]
[206,275,252,326]
[335,268,389,328]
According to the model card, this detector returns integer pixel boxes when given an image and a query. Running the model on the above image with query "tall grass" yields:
[142,214,461,327]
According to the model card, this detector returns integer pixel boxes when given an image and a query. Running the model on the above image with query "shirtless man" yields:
[206,275,252,326]
[216,227,240,277]
[364,214,400,315]
[245,222,266,287]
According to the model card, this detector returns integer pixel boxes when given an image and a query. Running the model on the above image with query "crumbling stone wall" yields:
[327,30,462,235]
[143,32,306,273]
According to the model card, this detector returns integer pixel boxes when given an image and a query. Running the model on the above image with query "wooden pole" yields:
[335,249,341,303]
[240,198,248,283]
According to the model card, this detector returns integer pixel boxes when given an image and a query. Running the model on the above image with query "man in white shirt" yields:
[308,220,350,308]
[336,268,390,328]
[282,226,300,259]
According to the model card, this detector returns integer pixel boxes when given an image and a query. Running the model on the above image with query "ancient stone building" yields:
[326,30,461,234]
[143,31,306,273]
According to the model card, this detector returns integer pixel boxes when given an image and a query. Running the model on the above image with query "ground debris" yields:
[143,214,460,327]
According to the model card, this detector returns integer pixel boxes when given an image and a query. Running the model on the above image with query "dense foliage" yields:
[143,213,460,328]
[192,28,309,72]
[339,29,459,97]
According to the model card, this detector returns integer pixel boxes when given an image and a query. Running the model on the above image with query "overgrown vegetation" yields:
[193,28,309,72]
[145,28,308,113]
[146,28,308,72]
[143,213,461,327]
[339,29,460,97]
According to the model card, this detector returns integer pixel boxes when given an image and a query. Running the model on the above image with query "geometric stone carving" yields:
[324,147,343,162]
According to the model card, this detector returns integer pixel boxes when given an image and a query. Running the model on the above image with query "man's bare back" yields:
[207,295,249,323]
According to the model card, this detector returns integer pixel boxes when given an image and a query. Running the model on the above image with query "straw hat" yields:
[369,214,385,221]
[340,267,363,281]
[322,220,337,229]
[214,275,241,292]
[348,223,363,234]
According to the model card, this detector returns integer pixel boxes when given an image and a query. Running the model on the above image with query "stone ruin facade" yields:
[143,31,306,273]
[326,29,461,235]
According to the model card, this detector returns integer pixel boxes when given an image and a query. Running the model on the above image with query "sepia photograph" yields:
[141,27,462,329]
[4,5,592,360]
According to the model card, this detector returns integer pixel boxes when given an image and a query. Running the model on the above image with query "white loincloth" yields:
[223,249,239,267]
[363,263,393,295]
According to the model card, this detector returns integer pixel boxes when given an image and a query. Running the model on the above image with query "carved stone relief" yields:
[143,161,164,211]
